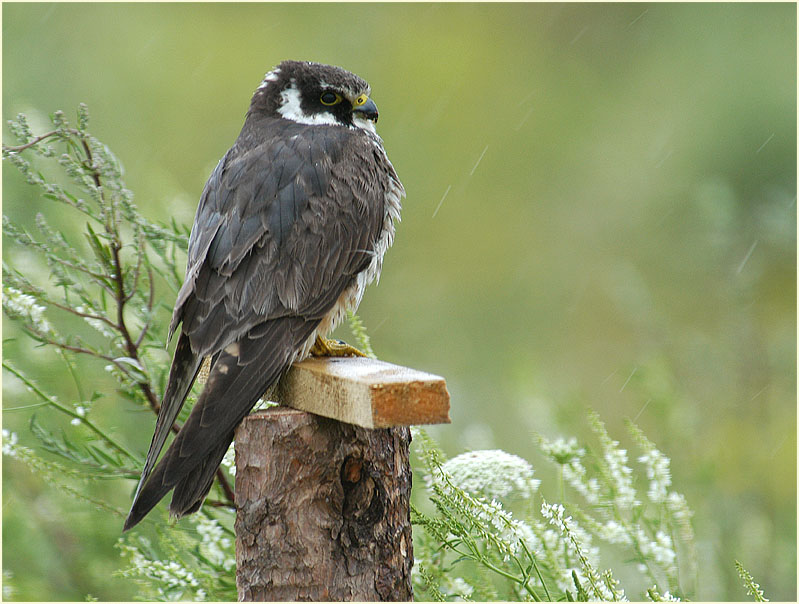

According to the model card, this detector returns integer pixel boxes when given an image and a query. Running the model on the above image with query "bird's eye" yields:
[354,94,368,107]
[320,91,342,106]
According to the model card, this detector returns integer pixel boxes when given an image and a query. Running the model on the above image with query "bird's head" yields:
[250,60,379,133]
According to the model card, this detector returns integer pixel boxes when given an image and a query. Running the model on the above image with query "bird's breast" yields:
[295,172,403,362]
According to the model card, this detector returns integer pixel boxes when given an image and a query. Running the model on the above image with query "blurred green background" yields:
[2,3,795,601]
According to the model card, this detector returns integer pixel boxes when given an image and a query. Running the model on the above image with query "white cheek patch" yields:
[277,84,340,126]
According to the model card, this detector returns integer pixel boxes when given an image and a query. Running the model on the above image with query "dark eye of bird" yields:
[320,91,341,106]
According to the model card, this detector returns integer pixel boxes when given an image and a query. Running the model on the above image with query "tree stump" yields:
[234,357,450,601]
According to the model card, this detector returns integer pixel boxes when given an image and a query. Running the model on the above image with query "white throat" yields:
[352,115,378,135]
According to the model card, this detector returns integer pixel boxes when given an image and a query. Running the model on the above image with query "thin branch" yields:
[215,469,236,505]
[45,297,118,330]
[2,128,82,154]
[205,498,237,510]
[80,137,102,189]
[23,327,118,363]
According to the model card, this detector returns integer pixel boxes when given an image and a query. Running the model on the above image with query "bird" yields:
[123,60,404,531]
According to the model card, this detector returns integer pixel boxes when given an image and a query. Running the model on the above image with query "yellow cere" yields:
[354,94,368,107]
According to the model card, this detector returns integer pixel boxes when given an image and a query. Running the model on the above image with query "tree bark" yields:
[235,407,413,601]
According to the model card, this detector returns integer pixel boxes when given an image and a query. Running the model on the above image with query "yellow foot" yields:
[309,336,367,358]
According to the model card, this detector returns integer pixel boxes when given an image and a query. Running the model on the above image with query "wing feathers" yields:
[124,318,317,530]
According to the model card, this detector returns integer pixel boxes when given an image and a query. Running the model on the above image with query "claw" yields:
[309,336,367,358]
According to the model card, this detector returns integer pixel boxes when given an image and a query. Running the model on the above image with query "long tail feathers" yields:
[131,334,202,506]
[170,433,234,516]
[124,318,317,531]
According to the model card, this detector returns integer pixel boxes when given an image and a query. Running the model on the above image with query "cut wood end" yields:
[269,356,451,429]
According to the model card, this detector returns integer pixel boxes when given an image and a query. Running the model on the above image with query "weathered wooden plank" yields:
[268,356,450,429]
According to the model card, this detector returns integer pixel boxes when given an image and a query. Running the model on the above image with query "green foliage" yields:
[3,106,235,600]
[346,309,376,358]
[115,511,237,601]
[410,418,698,602]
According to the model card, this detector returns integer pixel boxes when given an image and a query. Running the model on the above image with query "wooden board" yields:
[268,356,451,429]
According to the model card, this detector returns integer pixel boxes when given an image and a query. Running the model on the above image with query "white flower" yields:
[220,442,236,476]
[599,520,632,545]
[541,501,610,598]
[665,491,694,542]
[540,437,585,464]
[118,538,203,598]
[2,430,19,457]
[191,514,234,571]
[3,286,52,333]
[562,458,602,505]
[442,576,474,600]
[603,440,637,509]
[636,528,677,575]
[649,587,681,601]
[75,305,114,337]
[638,447,671,503]
[441,449,540,501]
[541,501,566,524]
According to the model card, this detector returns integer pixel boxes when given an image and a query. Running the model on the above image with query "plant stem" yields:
[3,361,140,464]
[2,128,81,153]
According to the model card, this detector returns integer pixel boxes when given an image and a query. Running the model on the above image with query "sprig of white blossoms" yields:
[74,305,116,338]
[635,528,677,577]
[541,501,626,602]
[602,439,636,510]
[735,560,769,602]
[440,576,474,601]
[3,286,52,334]
[421,444,540,562]
[190,514,235,571]
[540,436,602,505]
[665,491,694,542]
[2,429,20,457]
[117,539,206,601]
[647,587,682,602]
[539,436,584,464]
[629,423,673,504]
[441,449,540,501]
[589,414,637,510]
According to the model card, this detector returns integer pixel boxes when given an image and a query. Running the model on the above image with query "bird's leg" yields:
[309,335,367,358]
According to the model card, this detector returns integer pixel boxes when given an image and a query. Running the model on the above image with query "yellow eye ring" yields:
[354,94,368,107]
[320,91,342,106]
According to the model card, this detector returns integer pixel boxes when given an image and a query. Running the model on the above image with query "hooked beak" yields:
[353,97,379,122]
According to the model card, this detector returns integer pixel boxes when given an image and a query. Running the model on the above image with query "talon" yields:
[310,335,367,358]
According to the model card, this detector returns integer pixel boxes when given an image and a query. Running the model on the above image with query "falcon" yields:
[124,60,404,531]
